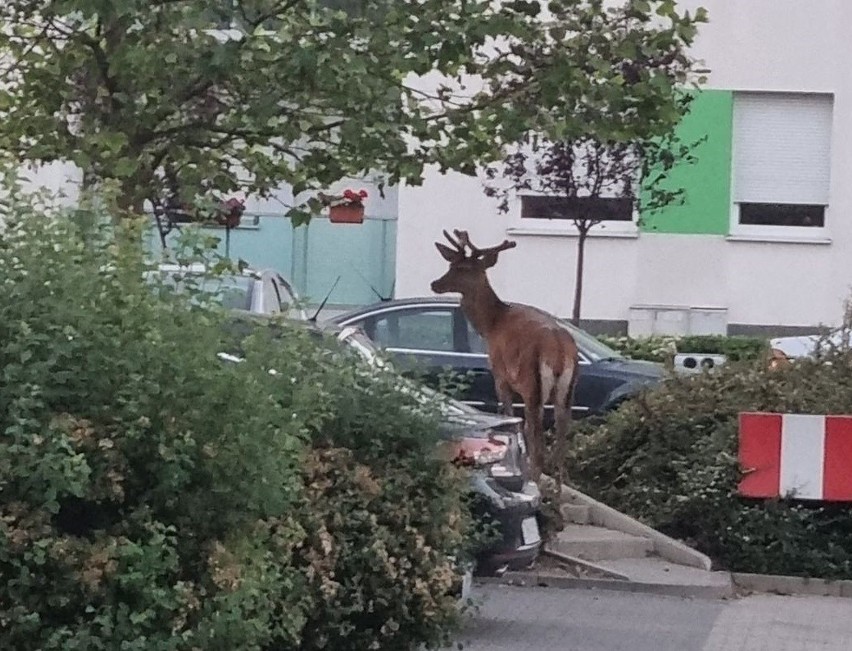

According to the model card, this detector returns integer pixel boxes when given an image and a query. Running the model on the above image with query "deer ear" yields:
[480,251,499,268]
[435,242,460,262]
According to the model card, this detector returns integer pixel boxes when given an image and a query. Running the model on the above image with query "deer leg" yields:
[494,376,515,418]
[524,401,544,482]
[552,365,578,500]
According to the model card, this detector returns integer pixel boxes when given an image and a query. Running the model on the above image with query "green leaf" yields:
[113,158,139,178]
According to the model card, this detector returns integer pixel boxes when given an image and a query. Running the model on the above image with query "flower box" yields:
[324,188,367,224]
[329,202,365,224]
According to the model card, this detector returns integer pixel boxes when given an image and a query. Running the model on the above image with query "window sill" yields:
[725,234,832,245]
[506,226,639,240]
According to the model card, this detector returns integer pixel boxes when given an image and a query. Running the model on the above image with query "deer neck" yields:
[459,281,507,337]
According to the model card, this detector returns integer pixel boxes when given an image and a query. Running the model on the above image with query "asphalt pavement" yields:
[453,584,852,651]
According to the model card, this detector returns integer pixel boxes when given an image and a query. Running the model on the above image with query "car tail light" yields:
[451,436,508,467]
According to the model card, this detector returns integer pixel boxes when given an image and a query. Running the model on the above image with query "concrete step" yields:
[549,524,653,562]
[560,503,591,525]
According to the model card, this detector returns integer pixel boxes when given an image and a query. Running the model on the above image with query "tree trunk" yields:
[571,228,588,326]
[153,208,169,249]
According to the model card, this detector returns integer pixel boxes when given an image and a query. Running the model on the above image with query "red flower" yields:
[217,197,245,229]
[342,188,368,204]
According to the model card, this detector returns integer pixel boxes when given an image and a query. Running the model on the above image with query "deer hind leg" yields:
[552,363,578,500]
[523,401,545,481]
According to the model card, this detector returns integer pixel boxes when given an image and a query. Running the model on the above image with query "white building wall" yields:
[17,161,82,206]
[396,0,852,333]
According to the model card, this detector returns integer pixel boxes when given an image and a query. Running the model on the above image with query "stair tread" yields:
[554,524,651,543]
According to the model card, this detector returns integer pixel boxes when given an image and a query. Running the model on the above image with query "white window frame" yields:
[729,91,834,242]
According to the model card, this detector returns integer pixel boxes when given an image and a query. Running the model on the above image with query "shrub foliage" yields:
[599,334,769,364]
[564,354,852,579]
[0,202,469,649]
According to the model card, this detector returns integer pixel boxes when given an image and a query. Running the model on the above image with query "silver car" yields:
[152,263,308,320]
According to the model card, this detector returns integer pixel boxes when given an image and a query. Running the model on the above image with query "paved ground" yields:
[452,584,852,651]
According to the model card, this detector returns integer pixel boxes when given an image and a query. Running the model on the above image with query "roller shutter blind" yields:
[733,92,832,206]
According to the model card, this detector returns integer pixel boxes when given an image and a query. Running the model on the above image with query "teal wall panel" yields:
[148,215,396,307]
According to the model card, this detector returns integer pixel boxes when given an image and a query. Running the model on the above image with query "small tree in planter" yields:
[485,131,700,325]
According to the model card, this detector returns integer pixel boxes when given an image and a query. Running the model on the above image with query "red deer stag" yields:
[431,229,579,488]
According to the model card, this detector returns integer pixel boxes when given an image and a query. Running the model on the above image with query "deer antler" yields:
[452,229,476,254]
[442,229,464,252]
[482,239,517,256]
[452,229,516,259]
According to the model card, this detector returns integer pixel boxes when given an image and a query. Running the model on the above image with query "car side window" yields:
[367,308,456,352]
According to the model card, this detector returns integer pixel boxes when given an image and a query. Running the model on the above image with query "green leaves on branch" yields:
[0,1,707,217]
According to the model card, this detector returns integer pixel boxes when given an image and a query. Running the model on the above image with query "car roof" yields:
[325,297,461,323]
[325,296,580,325]
[155,263,285,282]
[228,310,344,335]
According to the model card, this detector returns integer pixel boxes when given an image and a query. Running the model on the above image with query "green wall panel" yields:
[640,89,733,235]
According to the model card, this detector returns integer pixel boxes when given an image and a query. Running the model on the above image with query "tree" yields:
[486,126,702,325]
[482,1,708,325]
[0,1,707,240]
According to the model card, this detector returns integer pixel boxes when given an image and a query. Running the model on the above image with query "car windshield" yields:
[153,270,254,311]
[557,319,624,361]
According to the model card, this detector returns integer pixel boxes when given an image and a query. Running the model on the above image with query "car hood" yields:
[593,357,666,382]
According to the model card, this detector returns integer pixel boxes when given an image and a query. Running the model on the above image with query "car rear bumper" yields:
[469,476,542,575]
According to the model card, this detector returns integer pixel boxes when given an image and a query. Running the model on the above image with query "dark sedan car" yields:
[327,297,664,422]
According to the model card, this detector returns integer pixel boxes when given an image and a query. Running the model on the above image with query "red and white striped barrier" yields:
[738,412,852,501]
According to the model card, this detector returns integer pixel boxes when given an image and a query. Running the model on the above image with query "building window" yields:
[520,195,634,222]
[732,92,833,234]
[738,203,825,228]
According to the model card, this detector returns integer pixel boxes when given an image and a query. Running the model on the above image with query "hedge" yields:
[599,334,770,364]
[559,352,852,579]
[0,201,470,650]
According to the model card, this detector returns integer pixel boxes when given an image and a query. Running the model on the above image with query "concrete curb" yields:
[732,572,852,598]
[476,570,852,601]
[478,570,735,600]
[550,480,713,571]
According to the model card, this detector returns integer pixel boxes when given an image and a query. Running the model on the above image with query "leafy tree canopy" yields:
[0,0,706,221]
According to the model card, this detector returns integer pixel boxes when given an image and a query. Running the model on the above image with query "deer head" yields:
[430,229,516,295]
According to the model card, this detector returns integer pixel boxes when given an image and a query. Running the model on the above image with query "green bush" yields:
[295,448,468,651]
[562,355,852,579]
[233,319,476,650]
[0,200,469,649]
[599,334,769,363]
[0,213,308,649]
